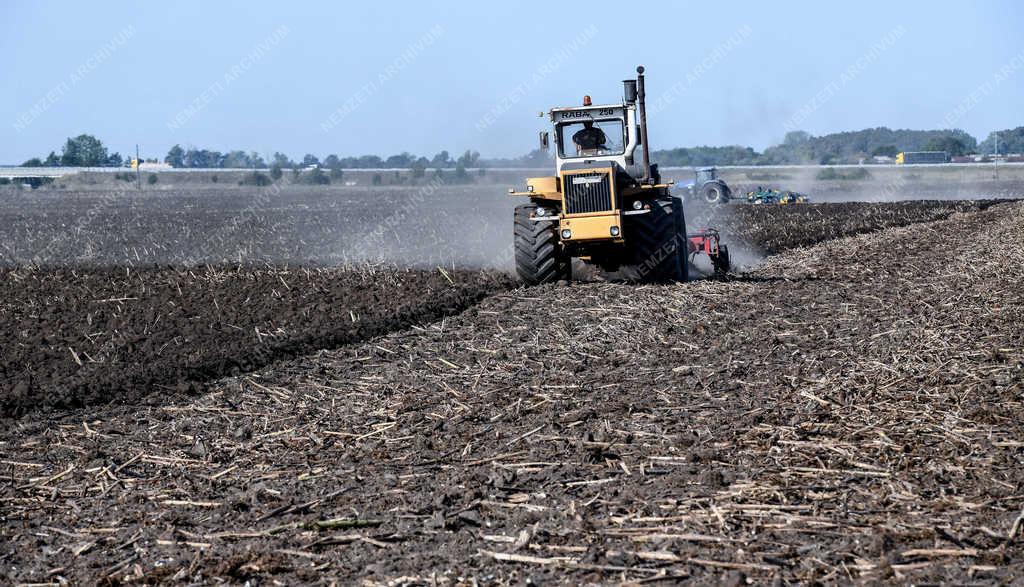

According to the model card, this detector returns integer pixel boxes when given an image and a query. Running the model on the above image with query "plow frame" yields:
[686,228,731,274]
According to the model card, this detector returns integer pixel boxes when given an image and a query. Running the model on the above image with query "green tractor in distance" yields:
[684,167,733,206]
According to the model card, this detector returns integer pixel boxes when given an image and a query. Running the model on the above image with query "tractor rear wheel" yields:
[618,196,687,283]
[701,181,729,205]
[514,204,571,285]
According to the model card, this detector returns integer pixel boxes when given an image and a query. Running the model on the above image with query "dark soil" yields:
[0,186,516,268]
[2,200,1022,584]
[0,266,512,417]
[687,198,1003,255]
[1,193,998,420]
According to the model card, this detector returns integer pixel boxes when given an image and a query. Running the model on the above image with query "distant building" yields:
[139,162,173,171]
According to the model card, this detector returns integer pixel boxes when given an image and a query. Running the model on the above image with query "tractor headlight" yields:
[535,207,546,217]
[527,185,535,192]
[632,200,643,210]
[561,229,572,239]
[610,226,620,237]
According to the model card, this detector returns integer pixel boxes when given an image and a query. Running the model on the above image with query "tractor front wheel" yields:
[514,204,571,285]
[618,196,688,283]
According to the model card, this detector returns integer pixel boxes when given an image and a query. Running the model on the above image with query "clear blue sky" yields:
[2,1,1022,163]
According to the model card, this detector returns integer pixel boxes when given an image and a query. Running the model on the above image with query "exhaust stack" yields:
[623,79,637,105]
[635,65,652,184]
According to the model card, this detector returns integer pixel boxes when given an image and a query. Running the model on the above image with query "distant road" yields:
[3,162,1023,179]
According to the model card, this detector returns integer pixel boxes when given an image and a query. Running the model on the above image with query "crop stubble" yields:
[1,198,1022,583]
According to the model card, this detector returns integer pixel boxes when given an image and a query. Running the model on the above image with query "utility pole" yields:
[135,144,141,190]
[993,134,999,180]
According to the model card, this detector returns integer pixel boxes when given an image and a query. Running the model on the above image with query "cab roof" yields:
[549,103,624,114]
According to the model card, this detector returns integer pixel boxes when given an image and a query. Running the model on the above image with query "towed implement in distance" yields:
[509,66,729,284]
[746,186,810,205]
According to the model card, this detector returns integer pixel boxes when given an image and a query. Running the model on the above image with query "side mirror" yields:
[539,131,549,151]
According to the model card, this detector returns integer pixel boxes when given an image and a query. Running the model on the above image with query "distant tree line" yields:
[163,145,488,171]
[652,128,987,167]
[163,145,269,169]
[650,145,761,167]
[760,128,979,164]
[978,126,1024,155]
[21,127,1024,172]
[21,134,124,167]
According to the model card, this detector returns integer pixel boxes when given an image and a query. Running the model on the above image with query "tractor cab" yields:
[695,167,718,184]
[549,102,638,177]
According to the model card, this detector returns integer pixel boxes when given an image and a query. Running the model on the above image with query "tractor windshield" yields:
[558,119,624,158]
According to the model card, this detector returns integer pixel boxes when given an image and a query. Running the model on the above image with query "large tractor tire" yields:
[514,204,571,285]
[619,196,688,283]
[700,181,730,206]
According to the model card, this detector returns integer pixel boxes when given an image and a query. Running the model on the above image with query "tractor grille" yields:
[563,172,613,214]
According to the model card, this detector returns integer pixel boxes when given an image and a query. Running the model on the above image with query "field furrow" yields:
[2,201,1021,584]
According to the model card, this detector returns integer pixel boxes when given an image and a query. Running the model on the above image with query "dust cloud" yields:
[331,184,518,271]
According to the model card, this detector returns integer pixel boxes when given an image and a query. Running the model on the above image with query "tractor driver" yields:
[572,120,607,155]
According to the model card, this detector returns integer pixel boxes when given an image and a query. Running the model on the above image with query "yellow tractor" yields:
[510,66,727,284]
